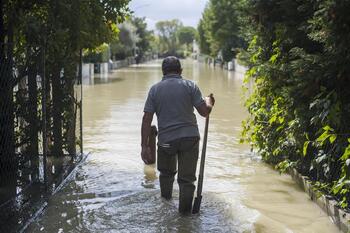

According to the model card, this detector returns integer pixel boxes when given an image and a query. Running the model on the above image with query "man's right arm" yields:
[196,94,215,117]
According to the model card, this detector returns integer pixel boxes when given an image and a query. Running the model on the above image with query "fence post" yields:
[41,46,48,185]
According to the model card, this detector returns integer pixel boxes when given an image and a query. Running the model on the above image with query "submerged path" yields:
[28,60,339,232]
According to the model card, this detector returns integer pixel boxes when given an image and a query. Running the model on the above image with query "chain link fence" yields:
[0,44,84,232]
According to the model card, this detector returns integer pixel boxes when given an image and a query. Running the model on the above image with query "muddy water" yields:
[28,60,339,233]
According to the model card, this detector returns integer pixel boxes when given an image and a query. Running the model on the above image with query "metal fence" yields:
[0,45,84,232]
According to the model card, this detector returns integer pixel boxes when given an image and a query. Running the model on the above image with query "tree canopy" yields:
[0,0,130,160]
[197,0,246,61]
[177,26,197,46]
[154,19,198,57]
[156,19,183,55]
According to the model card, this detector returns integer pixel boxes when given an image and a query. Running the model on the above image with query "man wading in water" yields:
[141,56,215,214]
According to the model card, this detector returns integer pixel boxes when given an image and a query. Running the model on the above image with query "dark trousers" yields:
[157,137,199,214]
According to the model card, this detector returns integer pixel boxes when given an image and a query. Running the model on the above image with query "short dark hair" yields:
[162,56,182,75]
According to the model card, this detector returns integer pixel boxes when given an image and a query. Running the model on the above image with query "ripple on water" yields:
[30,189,256,233]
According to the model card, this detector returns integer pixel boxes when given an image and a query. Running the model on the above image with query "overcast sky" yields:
[129,0,208,30]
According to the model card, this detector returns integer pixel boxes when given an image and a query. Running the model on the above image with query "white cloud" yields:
[129,0,208,30]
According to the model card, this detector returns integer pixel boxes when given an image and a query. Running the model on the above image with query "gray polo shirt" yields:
[144,74,205,144]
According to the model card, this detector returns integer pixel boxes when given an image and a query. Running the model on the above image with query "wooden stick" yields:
[192,114,210,214]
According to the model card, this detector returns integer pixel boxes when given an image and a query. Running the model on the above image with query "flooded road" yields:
[28,60,339,232]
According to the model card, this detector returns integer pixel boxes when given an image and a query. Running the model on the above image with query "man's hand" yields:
[141,145,152,164]
[205,94,215,107]
[196,93,215,117]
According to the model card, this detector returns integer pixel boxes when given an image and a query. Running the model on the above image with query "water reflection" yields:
[142,164,157,189]
[92,77,125,85]
[0,154,85,232]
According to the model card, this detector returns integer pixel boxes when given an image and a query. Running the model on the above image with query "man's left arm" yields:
[141,112,154,164]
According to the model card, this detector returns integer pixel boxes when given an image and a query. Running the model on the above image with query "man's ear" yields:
[179,68,183,75]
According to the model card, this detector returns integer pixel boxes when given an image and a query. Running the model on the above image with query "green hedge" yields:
[241,0,350,209]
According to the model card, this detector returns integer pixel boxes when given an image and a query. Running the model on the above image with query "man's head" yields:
[162,56,182,76]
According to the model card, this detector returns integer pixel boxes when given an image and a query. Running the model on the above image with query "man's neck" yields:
[163,73,181,79]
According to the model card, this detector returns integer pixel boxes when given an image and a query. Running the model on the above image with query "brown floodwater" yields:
[28,59,339,233]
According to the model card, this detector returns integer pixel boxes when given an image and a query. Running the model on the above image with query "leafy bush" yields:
[241,0,350,209]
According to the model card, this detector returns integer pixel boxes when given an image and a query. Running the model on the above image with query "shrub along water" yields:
[199,0,350,209]
[240,0,350,210]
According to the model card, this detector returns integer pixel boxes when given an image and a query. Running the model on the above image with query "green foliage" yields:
[110,21,139,60]
[83,44,110,63]
[177,26,197,56]
[156,19,183,55]
[177,26,197,45]
[107,17,154,61]
[241,0,350,209]
[197,0,246,61]
[0,0,130,157]
[197,19,211,55]
[154,19,197,57]
[132,17,154,56]
[275,160,296,174]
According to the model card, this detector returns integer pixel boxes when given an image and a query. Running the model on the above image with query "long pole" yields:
[77,0,83,155]
[192,115,210,214]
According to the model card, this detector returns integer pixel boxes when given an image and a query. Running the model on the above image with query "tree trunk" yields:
[0,12,16,175]
[27,56,39,156]
[0,0,4,59]
[66,76,77,155]
[51,65,63,156]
